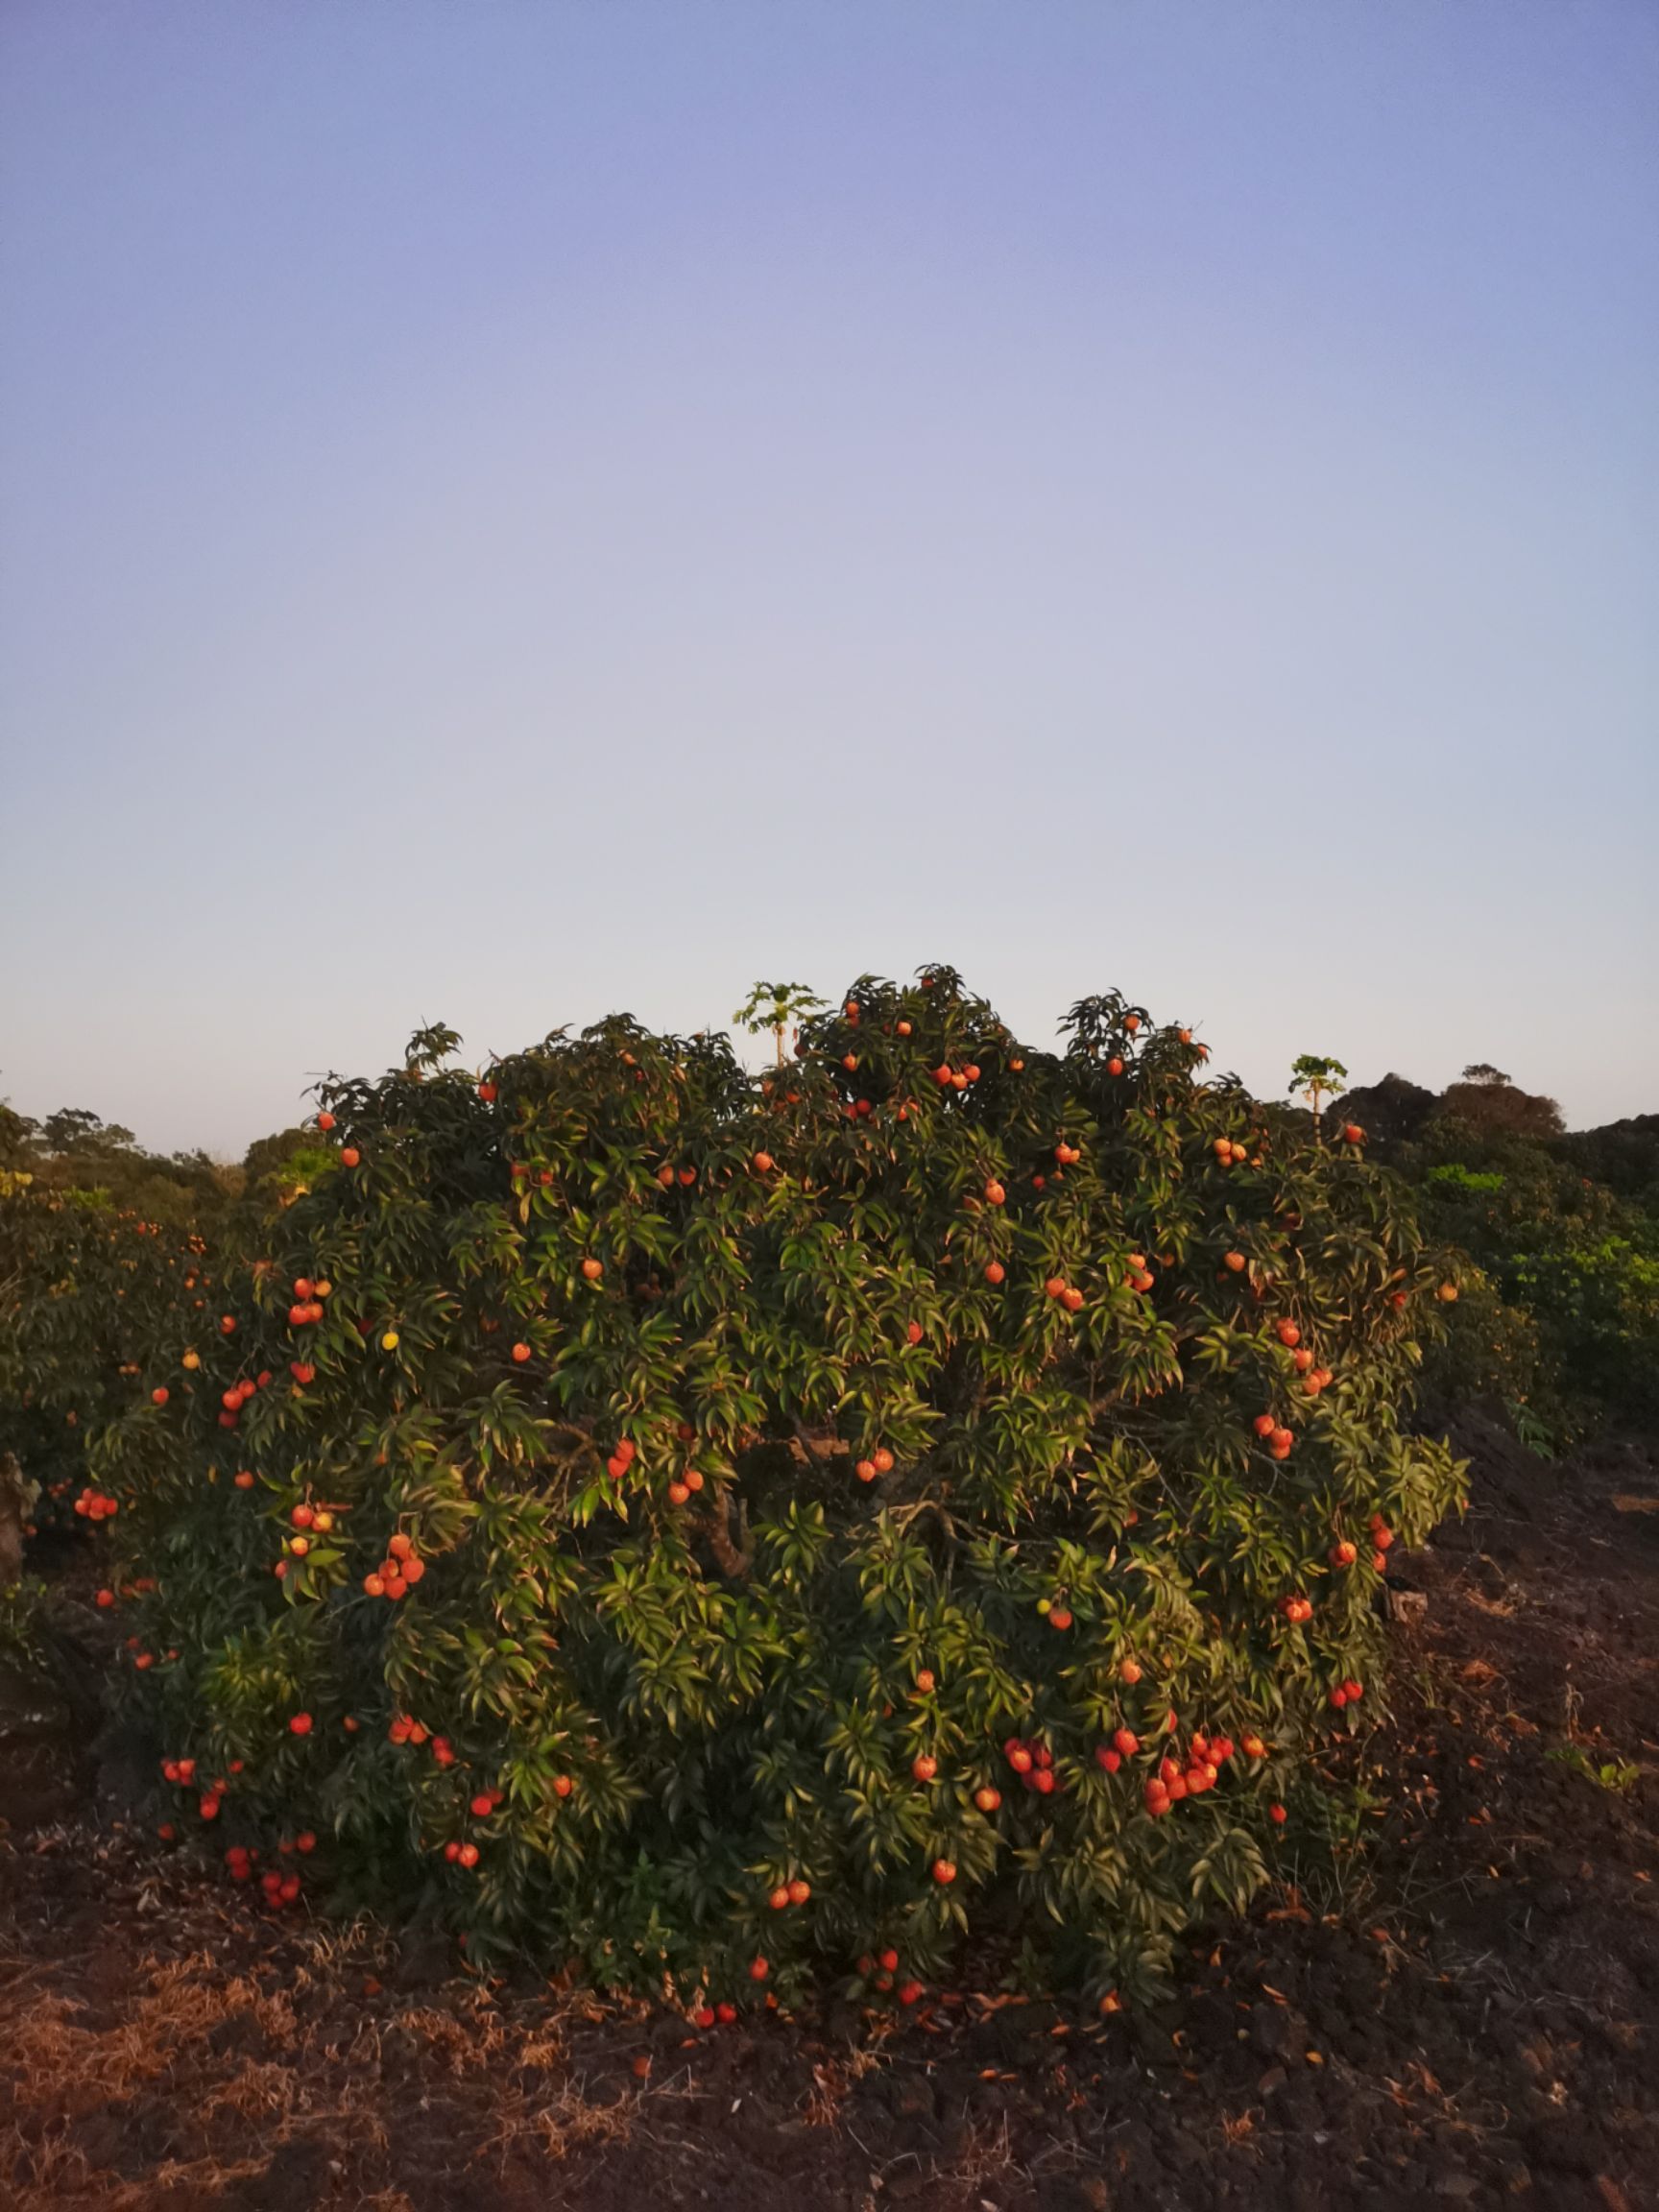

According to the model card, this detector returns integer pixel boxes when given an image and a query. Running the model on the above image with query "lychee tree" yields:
[88,971,1463,2002]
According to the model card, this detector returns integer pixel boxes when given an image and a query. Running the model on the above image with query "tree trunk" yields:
[0,1452,28,1589]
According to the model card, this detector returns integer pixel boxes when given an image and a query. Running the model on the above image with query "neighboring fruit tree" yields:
[71,973,1462,2004]
[0,1167,212,1548]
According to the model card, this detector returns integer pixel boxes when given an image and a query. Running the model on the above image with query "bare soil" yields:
[4,1418,1657,2212]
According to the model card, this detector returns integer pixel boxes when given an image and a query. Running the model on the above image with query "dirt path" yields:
[4,1423,1656,2212]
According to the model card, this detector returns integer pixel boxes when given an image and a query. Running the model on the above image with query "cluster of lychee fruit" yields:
[362,1529,424,1599]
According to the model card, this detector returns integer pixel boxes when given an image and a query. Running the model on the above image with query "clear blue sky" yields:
[3,2,1654,1153]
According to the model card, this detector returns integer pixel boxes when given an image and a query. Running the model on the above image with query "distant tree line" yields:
[0,1096,331,1230]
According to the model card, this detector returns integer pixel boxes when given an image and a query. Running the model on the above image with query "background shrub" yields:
[1333,1071,1659,1447]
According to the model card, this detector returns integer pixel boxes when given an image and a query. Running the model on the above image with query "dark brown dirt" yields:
[3,1422,1656,2212]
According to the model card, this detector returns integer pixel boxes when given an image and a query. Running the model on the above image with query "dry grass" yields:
[6,1952,260,2099]
[0,1887,640,2212]
[476,2072,643,2166]
[934,2108,1029,2197]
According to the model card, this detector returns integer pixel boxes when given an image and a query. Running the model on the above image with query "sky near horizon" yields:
[2,2,1655,1156]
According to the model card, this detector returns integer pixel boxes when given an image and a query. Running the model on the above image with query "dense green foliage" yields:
[30,973,1468,2004]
